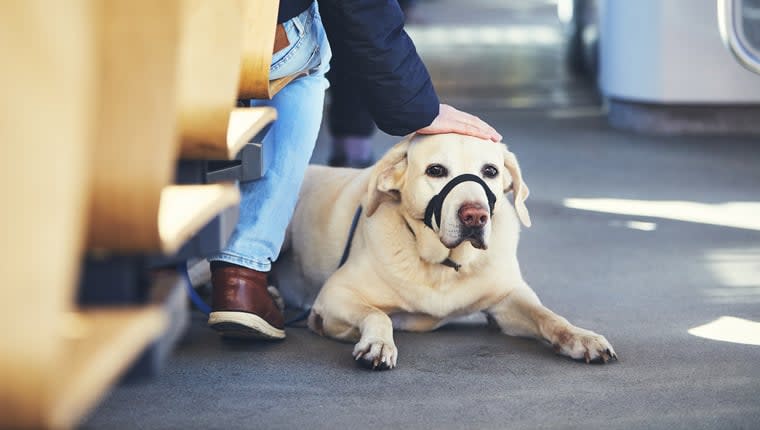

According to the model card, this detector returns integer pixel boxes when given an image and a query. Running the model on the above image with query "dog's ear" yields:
[365,134,413,217]
[503,146,532,227]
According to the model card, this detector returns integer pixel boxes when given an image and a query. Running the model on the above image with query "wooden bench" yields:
[0,0,286,427]
[238,0,305,99]
[176,0,277,162]
[87,1,240,255]
[0,2,169,428]
[176,0,283,177]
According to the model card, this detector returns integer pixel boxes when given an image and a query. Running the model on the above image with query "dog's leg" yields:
[486,287,617,363]
[351,310,398,370]
[309,285,398,370]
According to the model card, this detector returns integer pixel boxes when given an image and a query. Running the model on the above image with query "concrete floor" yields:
[84,1,760,428]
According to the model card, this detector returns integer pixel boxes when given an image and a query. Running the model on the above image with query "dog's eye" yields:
[482,164,499,178]
[425,164,448,178]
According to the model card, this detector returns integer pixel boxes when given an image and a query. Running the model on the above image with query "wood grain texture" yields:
[86,0,182,252]
[158,184,240,254]
[238,0,280,99]
[179,104,277,160]
[269,72,308,95]
[1,1,250,428]
[176,0,244,160]
[225,107,277,158]
[0,1,97,427]
[88,0,244,253]
[49,308,168,429]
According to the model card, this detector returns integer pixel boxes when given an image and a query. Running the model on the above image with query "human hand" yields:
[416,104,502,142]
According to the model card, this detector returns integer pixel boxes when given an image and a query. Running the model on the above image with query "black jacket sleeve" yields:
[317,0,440,136]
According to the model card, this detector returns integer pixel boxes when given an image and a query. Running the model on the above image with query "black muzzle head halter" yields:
[422,173,497,231]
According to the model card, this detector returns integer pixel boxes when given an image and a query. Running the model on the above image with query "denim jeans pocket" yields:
[269,5,320,80]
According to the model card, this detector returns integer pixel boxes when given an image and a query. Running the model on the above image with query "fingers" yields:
[470,115,502,142]
[455,107,501,141]
[417,104,502,142]
[442,104,501,141]
[461,116,501,142]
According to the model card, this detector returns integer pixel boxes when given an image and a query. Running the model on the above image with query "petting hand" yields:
[416,104,502,142]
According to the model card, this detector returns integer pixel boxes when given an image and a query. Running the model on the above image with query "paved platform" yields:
[84,1,760,428]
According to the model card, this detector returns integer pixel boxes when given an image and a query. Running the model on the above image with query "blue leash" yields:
[179,262,212,315]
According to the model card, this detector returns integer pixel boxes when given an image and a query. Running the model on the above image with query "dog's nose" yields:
[458,203,489,228]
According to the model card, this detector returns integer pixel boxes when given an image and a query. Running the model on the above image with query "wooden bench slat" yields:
[49,308,167,429]
[238,0,284,99]
[176,0,244,159]
[226,107,277,158]
[158,184,240,255]
[180,106,276,160]
[87,0,182,252]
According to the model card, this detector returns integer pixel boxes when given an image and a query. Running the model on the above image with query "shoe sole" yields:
[208,311,286,340]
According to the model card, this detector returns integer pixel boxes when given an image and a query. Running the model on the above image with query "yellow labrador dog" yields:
[284,133,616,370]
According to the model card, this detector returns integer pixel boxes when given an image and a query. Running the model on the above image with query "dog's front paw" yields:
[553,326,617,364]
[353,338,398,370]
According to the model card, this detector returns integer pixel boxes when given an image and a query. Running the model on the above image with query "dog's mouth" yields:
[442,227,487,250]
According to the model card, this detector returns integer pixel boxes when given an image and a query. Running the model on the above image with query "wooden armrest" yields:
[158,184,240,254]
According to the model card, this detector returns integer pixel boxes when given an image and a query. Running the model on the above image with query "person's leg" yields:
[325,0,419,168]
[208,2,330,339]
[216,69,329,272]
[327,61,375,168]
[398,0,420,23]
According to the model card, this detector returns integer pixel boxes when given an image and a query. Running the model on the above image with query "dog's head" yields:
[366,133,531,251]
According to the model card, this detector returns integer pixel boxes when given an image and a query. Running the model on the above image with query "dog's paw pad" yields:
[353,339,397,371]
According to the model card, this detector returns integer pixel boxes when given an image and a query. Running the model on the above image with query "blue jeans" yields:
[211,2,330,271]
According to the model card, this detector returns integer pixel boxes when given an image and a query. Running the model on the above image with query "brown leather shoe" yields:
[208,264,285,340]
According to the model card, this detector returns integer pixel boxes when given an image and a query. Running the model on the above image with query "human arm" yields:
[318,0,500,141]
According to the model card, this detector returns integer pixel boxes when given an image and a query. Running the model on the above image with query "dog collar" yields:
[423,174,497,230]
